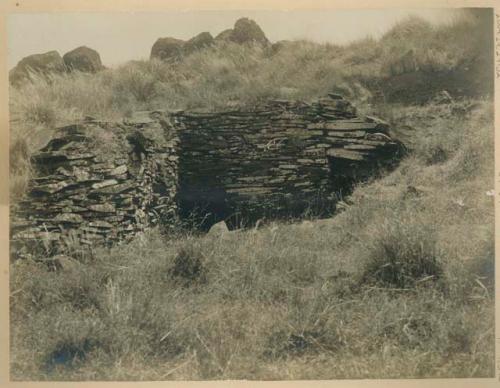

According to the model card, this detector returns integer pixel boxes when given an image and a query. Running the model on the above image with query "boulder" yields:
[229,17,269,46]
[214,18,269,46]
[63,46,104,73]
[215,29,234,42]
[9,50,66,85]
[208,220,229,237]
[150,37,185,61]
[184,32,214,55]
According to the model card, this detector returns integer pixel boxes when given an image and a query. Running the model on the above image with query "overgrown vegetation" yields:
[8,11,493,201]
[9,11,495,380]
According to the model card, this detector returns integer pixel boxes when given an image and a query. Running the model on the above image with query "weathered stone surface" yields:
[215,29,234,42]
[208,221,229,236]
[11,111,179,259]
[327,148,367,161]
[10,50,66,85]
[150,37,185,61]
[109,165,128,176]
[63,46,104,73]
[91,179,118,189]
[32,181,70,194]
[230,18,269,46]
[173,95,402,227]
[150,32,215,61]
[184,32,214,54]
[214,18,269,46]
[53,213,84,223]
[88,203,116,213]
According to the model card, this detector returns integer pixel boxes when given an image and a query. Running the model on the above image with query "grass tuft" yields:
[361,214,444,289]
[170,243,207,285]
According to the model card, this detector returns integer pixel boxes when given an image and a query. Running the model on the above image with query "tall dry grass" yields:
[9,12,492,202]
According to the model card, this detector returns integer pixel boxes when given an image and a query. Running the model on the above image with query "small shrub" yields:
[170,244,207,284]
[423,145,448,165]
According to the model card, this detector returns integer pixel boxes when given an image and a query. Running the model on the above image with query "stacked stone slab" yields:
[11,111,179,258]
[171,94,401,226]
[11,94,402,256]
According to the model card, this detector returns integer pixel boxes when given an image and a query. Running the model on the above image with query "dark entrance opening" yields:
[177,183,230,231]
[327,157,367,200]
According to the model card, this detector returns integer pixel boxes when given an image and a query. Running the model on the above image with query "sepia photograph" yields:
[5,3,497,382]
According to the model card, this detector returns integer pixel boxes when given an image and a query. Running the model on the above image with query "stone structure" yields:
[11,112,179,258]
[11,95,402,257]
[172,95,400,226]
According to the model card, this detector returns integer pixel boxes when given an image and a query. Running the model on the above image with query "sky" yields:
[7,9,464,69]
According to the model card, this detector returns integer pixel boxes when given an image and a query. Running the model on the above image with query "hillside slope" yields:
[10,100,495,379]
[9,12,493,200]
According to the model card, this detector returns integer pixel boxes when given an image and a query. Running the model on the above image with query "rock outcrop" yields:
[150,37,185,61]
[184,32,215,55]
[214,18,269,46]
[151,17,268,61]
[151,32,215,61]
[63,46,104,73]
[229,17,269,46]
[12,95,402,256]
[9,51,67,85]
[214,29,234,42]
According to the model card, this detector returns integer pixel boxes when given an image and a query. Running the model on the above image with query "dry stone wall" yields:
[11,95,402,257]
[11,111,179,258]
[172,95,401,227]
